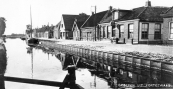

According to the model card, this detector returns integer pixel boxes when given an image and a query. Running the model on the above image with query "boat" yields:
[26,38,39,47]
[20,37,26,40]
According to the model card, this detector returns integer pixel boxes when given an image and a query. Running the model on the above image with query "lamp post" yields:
[91,6,96,41]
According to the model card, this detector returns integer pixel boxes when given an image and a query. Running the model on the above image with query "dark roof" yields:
[99,10,112,23]
[161,6,173,17]
[62,14,78,31]
[81,10,108,28]
[75,14,89,28]
[119,6,169,22]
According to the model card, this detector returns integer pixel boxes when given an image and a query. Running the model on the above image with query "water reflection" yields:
[24,43,173,89]
[53,50,173,89]
[0,44,7,89]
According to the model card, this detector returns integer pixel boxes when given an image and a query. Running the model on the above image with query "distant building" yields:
[25,25,32,38]
[35,25,50,39]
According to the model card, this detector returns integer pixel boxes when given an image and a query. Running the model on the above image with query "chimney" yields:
[92,12,94,15]
[109,6,113,11]
[145,0,151,7]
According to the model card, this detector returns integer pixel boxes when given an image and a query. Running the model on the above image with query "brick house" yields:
[72,13,89,41]
[98,6,114,41]
[111,1,169,44]
[161,6,173,44]
[81,11,107,41]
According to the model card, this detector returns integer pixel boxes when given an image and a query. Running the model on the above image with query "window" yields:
[108,26,111,38]
[128,24,134,39]
[103,26,105,38]
[170,22,173,39]
[154,24,161,39]
[120,25,124,38]
[61,24,63,28]
[141,23,149,39]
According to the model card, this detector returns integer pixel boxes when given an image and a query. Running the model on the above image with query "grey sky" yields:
[0,0,172,35]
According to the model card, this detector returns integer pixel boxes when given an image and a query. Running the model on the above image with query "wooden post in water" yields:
[150,59,161,70]
[103,52,108,65]
[133,56,141,68]
[141,58,151,69]
[113,53,119,68]
[125,55,133,67]
[98,51,103,64]
[107,53,113,66]
[161,61,173,73]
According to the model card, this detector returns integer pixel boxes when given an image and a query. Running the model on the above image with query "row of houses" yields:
[26,1,173,44]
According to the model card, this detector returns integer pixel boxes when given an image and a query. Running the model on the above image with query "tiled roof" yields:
[119,6,169,22]
[81,10,108,28]
[99,10,112,23]
[62,14,79,31]
[62,14,89,31]
[161,6,173,17]
[75,14,89,28]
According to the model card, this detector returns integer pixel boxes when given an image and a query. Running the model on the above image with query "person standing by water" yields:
[0,17,7,89]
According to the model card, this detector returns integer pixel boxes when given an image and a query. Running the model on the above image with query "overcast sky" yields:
[0,0,172,35]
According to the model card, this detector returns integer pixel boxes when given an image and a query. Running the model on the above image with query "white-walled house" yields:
[72,13,89,41]
[110,1,169,44]
[53,22,61,39]
[60,14,79,39]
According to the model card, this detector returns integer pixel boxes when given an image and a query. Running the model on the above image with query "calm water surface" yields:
[3,39,173,89]
[4,39,110,89]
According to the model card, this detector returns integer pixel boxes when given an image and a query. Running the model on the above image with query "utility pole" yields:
[92,6,97,41]
[30,5,33,38]
[94,6,96,41]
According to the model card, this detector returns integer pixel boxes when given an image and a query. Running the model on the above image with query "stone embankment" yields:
[53,40,173,63]
[36,38,173,73]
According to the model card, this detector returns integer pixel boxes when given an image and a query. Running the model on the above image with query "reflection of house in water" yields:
[31,44,173,88]
[53,51,173,88]
[80,56,173,88]
[57,53,83,70]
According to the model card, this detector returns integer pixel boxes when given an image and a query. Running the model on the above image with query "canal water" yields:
[4,39,110,89]
[3,39,173,89]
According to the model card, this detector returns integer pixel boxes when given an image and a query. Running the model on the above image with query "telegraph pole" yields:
[92,6,97,41]
[30,5,33,38]
[94,6,96,41]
